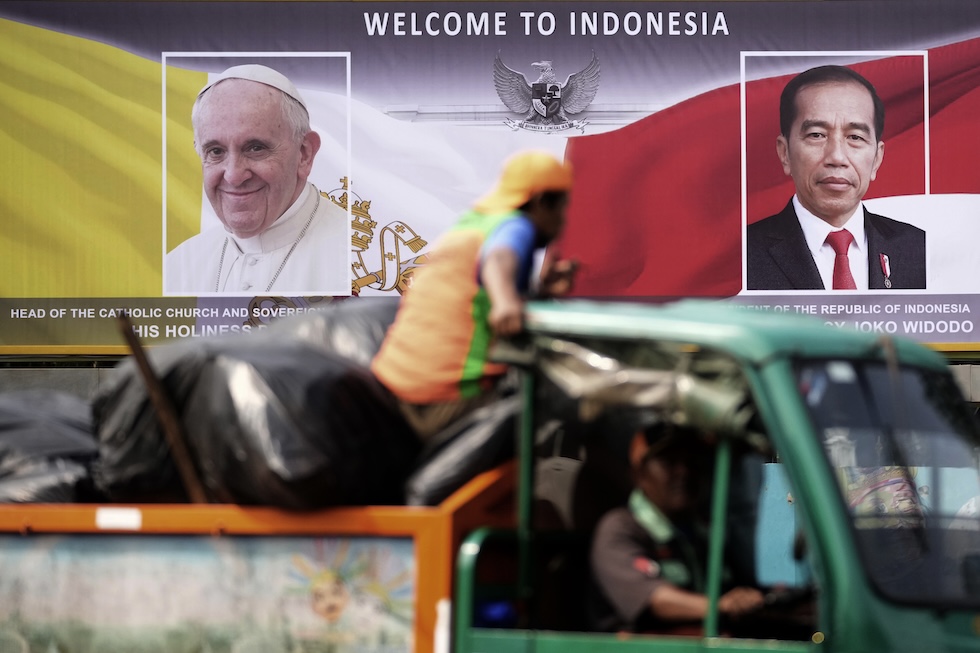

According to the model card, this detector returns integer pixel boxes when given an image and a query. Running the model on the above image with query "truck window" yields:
[797,360,980,607]
[522,335,816,639]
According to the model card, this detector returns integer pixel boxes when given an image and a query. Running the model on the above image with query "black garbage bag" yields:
[93,338,213,503]
[182,343,418,508]
[257,297,399,366]
[0,389,100,502]
[404,395,519,506]
[93,298,418,507]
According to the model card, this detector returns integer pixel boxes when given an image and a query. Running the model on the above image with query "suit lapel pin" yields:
[880,253,892,289]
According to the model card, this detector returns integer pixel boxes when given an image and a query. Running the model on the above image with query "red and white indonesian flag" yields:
[560,37,980,297]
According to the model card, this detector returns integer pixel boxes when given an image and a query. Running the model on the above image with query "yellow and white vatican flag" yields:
[0,18,200,299]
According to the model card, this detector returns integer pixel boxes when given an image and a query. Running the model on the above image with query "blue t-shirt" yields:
[479,214,538,293]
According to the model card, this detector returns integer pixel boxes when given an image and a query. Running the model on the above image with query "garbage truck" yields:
[1,298,978,653]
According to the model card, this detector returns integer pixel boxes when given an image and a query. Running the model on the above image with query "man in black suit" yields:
[746,65,925,290]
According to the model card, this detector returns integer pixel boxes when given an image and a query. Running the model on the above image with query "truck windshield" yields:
[797,359,980,607]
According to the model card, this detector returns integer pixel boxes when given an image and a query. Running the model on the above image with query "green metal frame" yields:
[454,365,805,653]
[452,299,977,653]
[704,436,732,638]
[454,525,810,653]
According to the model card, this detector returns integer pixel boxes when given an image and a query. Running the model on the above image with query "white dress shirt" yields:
[794,196,869,290]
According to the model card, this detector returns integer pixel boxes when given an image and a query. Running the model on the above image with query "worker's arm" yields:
[481,247,524,336]
[538,250,578,298]
[650,584,765,622]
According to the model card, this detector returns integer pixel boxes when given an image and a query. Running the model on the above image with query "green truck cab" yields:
[455,299,980,653]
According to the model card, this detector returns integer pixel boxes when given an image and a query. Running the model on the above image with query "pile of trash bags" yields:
[0,389,101,503]
[0,298,517,508]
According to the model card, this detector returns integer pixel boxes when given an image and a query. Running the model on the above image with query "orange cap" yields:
[472,150,573,214]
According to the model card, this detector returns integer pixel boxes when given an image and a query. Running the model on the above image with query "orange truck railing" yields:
[0,460,516,653]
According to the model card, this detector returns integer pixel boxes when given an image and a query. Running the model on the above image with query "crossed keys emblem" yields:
[326,178,430,296]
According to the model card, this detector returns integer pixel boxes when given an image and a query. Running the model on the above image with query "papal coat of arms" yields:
[243,178,429,324]
[327,178,428,297]
[493,52,600,133]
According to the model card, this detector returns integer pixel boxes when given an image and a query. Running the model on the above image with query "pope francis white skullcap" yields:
[198,64,307,110]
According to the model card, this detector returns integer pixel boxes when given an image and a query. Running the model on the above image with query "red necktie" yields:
[825,229,856,290]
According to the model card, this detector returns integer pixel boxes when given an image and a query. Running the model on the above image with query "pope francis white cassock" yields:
[165,64,349,296]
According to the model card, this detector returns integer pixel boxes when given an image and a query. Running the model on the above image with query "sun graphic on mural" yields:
[290,539,414,631]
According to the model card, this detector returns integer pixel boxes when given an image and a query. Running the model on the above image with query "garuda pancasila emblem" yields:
[493,52,600,133]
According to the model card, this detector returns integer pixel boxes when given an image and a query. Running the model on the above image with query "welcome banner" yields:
[2,1,980,351]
